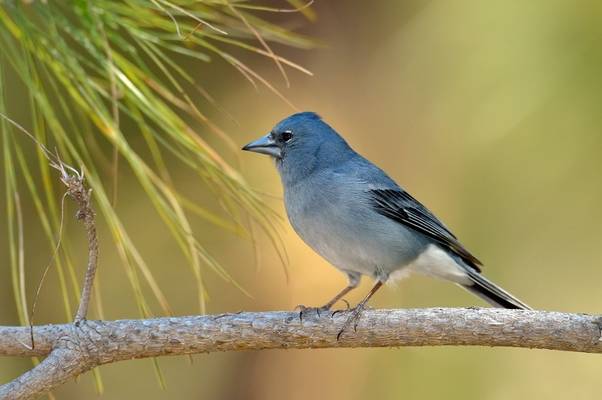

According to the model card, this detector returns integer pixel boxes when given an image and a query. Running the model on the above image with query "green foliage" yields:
[0,0,312,328]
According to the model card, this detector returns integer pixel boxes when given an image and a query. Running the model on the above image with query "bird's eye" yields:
[281,130,293,142]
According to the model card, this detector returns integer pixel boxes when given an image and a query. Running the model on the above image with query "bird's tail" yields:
[460,267,531,310]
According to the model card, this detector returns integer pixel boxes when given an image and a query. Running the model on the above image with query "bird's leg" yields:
[296,273,360,321]
[337,281,384,340]
[321,284,356,311]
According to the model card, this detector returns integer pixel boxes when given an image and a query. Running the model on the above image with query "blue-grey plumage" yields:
[242,112,530,318]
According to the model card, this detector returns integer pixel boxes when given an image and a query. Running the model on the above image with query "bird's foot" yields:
[330,299,351,317]
[336,303,370,341]
[294,304,331,322]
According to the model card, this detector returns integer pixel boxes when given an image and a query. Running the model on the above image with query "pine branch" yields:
[0,308,601,399]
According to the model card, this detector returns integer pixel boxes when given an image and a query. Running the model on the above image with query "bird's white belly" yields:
[389,244,471,284]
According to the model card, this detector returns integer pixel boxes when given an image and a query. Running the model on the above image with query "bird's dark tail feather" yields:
[460,268,531,310]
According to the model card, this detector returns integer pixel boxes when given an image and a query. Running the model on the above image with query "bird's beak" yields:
[242,133,281,158]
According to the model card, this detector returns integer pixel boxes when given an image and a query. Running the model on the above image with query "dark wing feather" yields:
[370,189,482,270]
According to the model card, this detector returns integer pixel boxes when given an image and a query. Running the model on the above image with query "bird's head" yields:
[242,112,352,178]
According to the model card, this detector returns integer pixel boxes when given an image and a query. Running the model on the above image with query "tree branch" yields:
[0,308,601,398]
[0,348,89,400]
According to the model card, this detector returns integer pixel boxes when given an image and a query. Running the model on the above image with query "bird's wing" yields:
[369,189,482,270]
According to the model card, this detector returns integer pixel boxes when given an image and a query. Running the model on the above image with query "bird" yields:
[242,112,530,336]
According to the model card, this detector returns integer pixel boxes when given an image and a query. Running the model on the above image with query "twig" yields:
[49,160,98,323]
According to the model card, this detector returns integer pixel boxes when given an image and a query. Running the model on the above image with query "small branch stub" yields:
[50,161,98,323]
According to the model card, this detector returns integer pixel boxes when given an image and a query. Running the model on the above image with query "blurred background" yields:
[2,0,602,398]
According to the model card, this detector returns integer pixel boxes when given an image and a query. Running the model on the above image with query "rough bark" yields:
[0,308,601,399]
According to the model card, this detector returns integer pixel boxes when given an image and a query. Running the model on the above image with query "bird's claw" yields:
[330,299,351,318]
[336,303,368,340]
